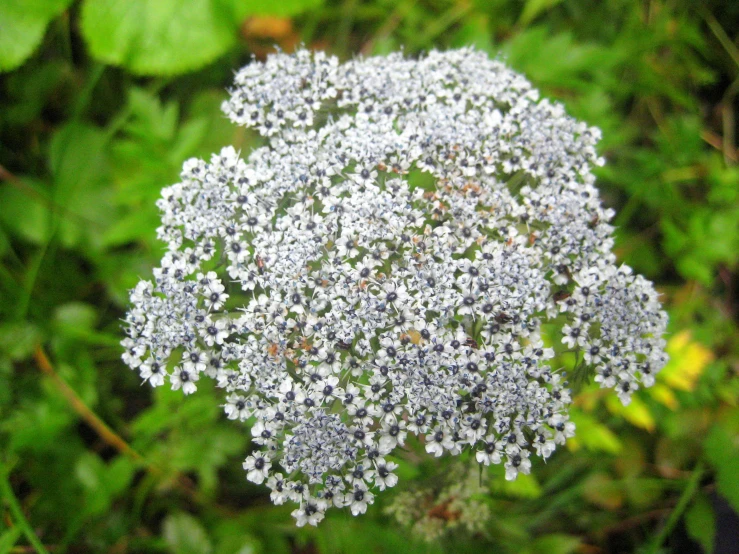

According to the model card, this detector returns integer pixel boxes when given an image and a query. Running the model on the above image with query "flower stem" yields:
[0,462,50,554]
[645,461,705,554]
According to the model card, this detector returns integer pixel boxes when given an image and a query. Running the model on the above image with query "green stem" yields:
[417,3,472,47]
[16,240,51,321]
[337,0,360,57]
[645,461,705,554]
[0,463,50,554]
[702,11,739,71]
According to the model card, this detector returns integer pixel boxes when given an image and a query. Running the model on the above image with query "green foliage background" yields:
[1,0,738,552]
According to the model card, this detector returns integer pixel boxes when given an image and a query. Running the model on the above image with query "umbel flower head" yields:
[122,48,668,526]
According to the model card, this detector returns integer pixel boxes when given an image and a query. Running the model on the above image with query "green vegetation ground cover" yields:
[1,0,738,552]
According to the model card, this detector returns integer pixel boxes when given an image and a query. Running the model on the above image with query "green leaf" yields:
[500,28,616,94]
[74,452,135,514]
[0,179,53,245]
[81,0,237,75]
[5,399,74,454]
[47,122,118,250]
[489,467,542,499]
[75,452,110,516]
[567,410,623,454]
[80,0,321,76]
[124,87,180,142]
[685,493,715,554]
[100,209,160,248]
[163,512,213,554]
[0,322,41,361]
[0,0,74,72]
[212,520,263,554]
[54,302,98,331]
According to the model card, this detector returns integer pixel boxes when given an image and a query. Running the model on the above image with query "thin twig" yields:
[700,130,738,162]
[33,346,142,461]
[32,346,235,515]
[703,12,739,71]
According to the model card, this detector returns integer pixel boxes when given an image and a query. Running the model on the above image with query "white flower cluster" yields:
[121,48,668,526]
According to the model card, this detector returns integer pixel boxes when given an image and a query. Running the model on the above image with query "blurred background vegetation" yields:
[1,0,738,552]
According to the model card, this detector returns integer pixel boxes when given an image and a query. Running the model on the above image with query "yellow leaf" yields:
[606,394,656,432]
[659,331,714,392]
[648,383,679,409]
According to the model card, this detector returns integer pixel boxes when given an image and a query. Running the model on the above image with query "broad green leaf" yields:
[80,0,322,76]
[163,512,213,554]
[0,0,74,72]
[685,493,715,554]
[0,179,53,245]
[81,0,241,75]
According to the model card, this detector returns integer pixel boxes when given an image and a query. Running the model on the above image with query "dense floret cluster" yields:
[121,48,668,526]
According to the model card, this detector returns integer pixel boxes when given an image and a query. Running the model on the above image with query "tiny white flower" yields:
[171,366,199,395]
[243,455,271,485]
